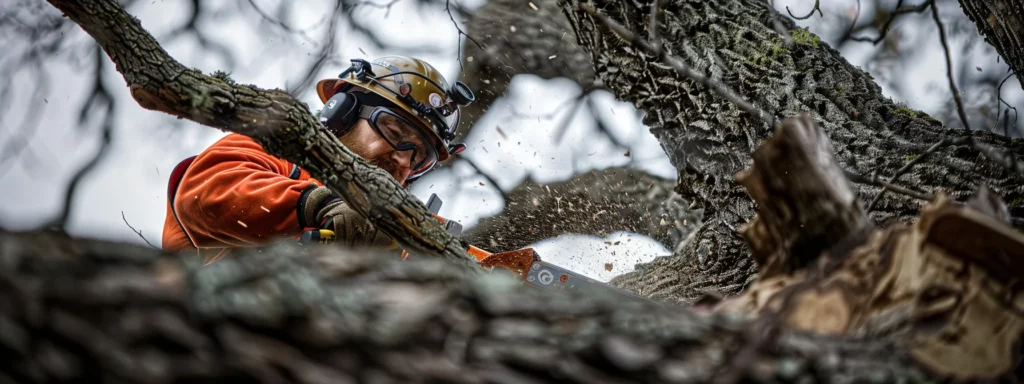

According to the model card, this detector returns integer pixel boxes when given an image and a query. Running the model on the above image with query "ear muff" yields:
[319,91,361,137]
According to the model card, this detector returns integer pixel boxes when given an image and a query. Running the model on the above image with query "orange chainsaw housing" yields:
[397,213,540,280]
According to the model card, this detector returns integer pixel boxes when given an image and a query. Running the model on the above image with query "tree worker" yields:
[161,56,475,263]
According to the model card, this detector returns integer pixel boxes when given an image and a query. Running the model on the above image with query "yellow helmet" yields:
[315,56,475,174]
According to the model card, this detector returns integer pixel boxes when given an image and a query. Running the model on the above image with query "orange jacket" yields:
[162,133,322,262]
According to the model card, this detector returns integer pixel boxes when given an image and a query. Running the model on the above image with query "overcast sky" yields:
[1,0,1020,282]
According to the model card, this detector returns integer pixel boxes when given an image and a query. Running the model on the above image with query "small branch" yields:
[458,156,508,201]
[445,0,483,71]
[121,211,156,249]
[996,71,1018,137]
[765,0,793,47]
[931,1,972,132]
[849,0,933,44]
[649,0,662,50]
[286,0,344,97]
[578,3,777,128]
[785,0,821,20]
[49,46,114,231]
[842,0,862,39]
[551,91,590,144]
[354,0,402,17]
[865,137,968,212]
[244,0,325,46]
[844,169,934,202]
[974,141,1024,177]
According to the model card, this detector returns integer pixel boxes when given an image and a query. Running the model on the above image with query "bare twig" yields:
[354,0,402,17]
[786,0,821,20]
[578,3,776,127]
[996,71,1018,137]
[49,47,115,231]
[551,92,591,144]
[849,0,933,44]
[121,211,156,248]
[458,156,508,201]
[508,93,586,121]
[586,96,631,150]
[286,0,344,97]
[865,137,969,212]
[931,1,971,132]
[843,0,862,39]
[765,0,793,47]
[974,141,1024,177]
[244,0,325,45]
[164,0,237,68]
[445,0,484,71]
[650,0,662,50]
[844,169,933,202]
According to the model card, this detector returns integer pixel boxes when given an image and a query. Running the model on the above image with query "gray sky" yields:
[1,0,1020,282]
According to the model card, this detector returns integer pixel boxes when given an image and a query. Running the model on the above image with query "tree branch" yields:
[46,0,476,267]
[0,229,937,383]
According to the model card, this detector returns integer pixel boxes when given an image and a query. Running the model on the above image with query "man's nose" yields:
[389,148,413,169]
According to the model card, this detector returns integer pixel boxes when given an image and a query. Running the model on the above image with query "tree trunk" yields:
[958,0,1024,90]
[560,0,1024,302]
[462,167,699,252]
[0,229,932,383]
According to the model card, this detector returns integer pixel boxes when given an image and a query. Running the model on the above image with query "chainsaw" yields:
[300,193,647,302]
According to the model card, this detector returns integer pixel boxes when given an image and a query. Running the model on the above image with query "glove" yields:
[298,185,397,249]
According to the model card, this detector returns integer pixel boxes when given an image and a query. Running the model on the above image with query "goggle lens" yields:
[362,106,439,176]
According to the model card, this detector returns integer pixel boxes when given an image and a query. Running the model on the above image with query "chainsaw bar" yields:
[524,259,648,301]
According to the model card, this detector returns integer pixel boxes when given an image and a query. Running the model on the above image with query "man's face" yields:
[338,119,414,185]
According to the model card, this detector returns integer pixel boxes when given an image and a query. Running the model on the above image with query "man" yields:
[161,56,474,263]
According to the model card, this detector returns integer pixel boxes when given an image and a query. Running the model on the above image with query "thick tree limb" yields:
[462,167,699,252]
[0,229,935,383]
[958,0,1024,90]
[45,0,475,266]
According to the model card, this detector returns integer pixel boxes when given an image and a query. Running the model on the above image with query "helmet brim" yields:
[316,79,343,104]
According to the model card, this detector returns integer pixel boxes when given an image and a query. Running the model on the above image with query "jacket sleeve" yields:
[173,134,315,249]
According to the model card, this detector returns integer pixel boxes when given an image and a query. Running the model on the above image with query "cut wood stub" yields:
[718,192,1024,380]
[735,113,870,277]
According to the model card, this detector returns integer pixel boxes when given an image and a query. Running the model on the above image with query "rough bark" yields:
[462,167,700,252]
[563,0,1024,302]
[959,0,1024,89]
[0,229,935,383]
[44,0,475,265]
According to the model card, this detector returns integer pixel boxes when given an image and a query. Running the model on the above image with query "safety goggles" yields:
[358,105,439,177]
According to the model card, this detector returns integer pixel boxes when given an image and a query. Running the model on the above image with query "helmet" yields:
[315,56,475,178]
